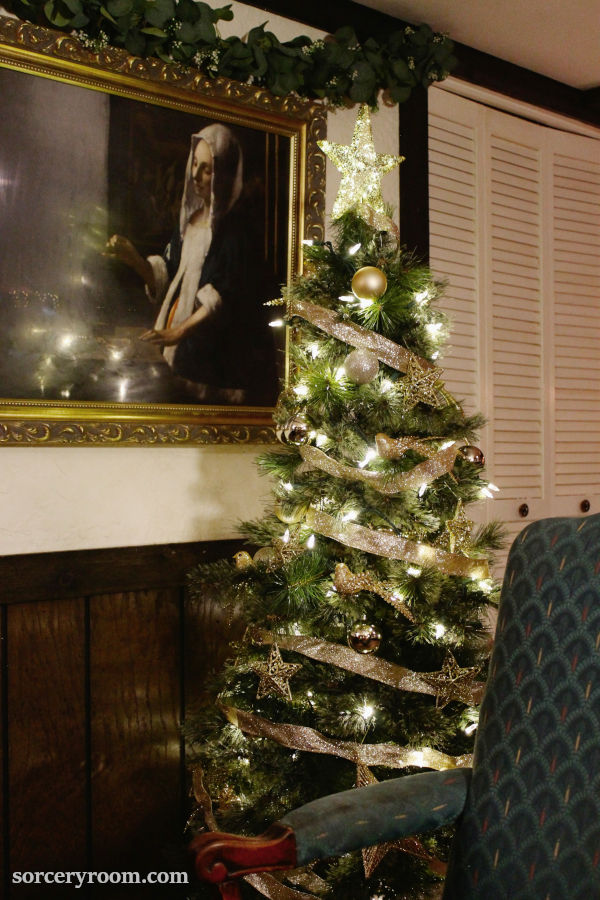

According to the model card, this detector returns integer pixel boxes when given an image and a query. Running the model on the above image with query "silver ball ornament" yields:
[285,415,309,446]
[343,349,380,384]
[276,415,309,446]
[347,622,382,655]
[459,445,485,466]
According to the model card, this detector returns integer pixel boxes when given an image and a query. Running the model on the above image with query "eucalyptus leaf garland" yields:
[4,0,456,106]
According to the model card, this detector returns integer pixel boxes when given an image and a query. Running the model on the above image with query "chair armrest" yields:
[191,823,297,884]
[190,768,471,888]
[281,767,471,866]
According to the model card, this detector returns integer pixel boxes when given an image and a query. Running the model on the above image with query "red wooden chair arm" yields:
[190,823,297,886]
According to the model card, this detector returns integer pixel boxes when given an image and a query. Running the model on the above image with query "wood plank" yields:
[89,589,183,898]
[7,599,87,898]
[0,540,242,605]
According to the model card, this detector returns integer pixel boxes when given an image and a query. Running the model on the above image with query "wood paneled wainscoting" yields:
[0,540,243,898]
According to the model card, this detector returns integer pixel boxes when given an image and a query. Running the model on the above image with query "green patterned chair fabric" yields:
[281,768,471,866]
[442,512,600,898]
[193,515,600,898]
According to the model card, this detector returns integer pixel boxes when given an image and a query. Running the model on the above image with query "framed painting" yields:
[0,15,326,445]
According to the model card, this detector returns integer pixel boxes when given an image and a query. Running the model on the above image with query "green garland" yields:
[4,0,456,106]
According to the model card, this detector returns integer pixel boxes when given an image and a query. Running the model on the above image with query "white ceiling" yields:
[353,0,600,89]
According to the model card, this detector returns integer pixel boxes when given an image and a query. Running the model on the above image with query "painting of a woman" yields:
[105,123,278,405]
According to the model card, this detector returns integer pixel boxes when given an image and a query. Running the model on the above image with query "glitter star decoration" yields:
[444,499,474,554]
[400,357,446,409]
[356,764,406,877]
[420,652,480,708]
[355,764,445,876]
[318,105,403,229]
[251,643,302,701]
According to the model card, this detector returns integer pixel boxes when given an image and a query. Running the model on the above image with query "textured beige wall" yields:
[0,1,400,555]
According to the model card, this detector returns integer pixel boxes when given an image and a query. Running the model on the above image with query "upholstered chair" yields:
[191,513,600,899]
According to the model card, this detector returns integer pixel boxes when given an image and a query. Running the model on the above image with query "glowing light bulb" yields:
[308,343,320,359]
[59,333,74,350]
[434,623,446,639]
[307,691,313,698]
[359,703,375,720]
[294,383,309,398]
[306,534,316,549]
[414,289,429,305]
[407,566,421,577]
[339,294,354,303]
[342,510,359,522]
[418,483,427,498]
[335,367,346,382]
[358,448,377,469]
[269,318,284,327]
[478,579,493,593]
[302,239,314,246]
[359,297,372,310]
[440,440,455,450]
[380,378,393,392]
[282,529,290,543]
[283,482,293,492]
[480,487,494,499]
[488,483,500,492]
[426,322,443,337]
[432,351,440,360]
[464,722,478,736]
[348,242,362,255]
[315,433,328,447]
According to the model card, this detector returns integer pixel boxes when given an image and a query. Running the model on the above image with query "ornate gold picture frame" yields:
[0,15,326,445]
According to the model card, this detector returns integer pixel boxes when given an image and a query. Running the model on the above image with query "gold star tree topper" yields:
[252,644,302,701]
[318,105,403,228]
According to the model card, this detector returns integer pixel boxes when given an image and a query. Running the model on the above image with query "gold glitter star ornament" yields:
[318,105,403,228]
[444,500,474,554]
[251,644,302,701]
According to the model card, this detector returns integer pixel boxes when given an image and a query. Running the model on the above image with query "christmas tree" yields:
[186,106,503,900]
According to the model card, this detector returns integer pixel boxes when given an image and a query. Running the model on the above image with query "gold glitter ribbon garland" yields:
[297,442,459,494]
[291,300,434,374]
[333,562,415,622]
[249,628,483,705]
[306,508,490,580]
[222,705,473,770]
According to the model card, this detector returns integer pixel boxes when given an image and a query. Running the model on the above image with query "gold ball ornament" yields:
[459,445,485,466]
[351,266,388,302]
[233,551,253,570]
[343,348,380,384]
[275,503,305,525]
[347,622,382,655]
[253,546,277,566]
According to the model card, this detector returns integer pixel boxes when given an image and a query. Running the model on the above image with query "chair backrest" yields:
[443,513,600,900]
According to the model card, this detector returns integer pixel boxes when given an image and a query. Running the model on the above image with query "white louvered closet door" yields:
[551,136,600,516]
[428,87,600,571]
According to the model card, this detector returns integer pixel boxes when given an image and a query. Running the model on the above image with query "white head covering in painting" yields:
[179,123,244,235]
